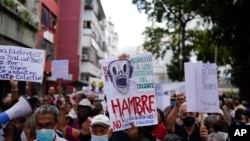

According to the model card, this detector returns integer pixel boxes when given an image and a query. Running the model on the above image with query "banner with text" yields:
[184,62,219,113]
[0,45,45,83]
[89,77,105,100]
[99,53,158,131]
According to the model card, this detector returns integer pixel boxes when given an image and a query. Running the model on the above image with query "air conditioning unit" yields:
[81,54,88,61]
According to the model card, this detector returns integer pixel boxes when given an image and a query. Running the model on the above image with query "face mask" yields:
[182,117,195,127]
[36,129,56,141]
[91,134,109,141]
[170,100,176,107]
[217,131,228,141]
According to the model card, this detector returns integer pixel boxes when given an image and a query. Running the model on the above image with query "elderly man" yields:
[166,93,208,141]
[32,104,67,141]
[90,114,112,141]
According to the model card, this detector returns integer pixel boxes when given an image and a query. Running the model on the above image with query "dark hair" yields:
[157,108,165,124]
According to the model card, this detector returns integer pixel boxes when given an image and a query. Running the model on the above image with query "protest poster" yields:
[184,61,219,113]
[0,45,45,83]
[155,83,164,110]
[89,77,105,100]
[51,60,69,79]
[99,53,158,131]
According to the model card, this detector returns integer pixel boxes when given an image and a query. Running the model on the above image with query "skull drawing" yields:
[108,59,132,94]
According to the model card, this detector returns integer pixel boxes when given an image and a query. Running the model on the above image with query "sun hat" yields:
[78,98,95,109]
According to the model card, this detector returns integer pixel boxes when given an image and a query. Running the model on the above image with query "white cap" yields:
[78,98,94,109]
[91,114,110,128]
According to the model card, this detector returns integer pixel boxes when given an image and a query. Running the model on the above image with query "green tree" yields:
[194,0,250,100]
[133,0,201,81]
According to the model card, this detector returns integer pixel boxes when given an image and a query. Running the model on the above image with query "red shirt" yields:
[151,123,167,140]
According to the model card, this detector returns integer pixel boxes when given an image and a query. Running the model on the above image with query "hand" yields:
[118,53,130,60]
[9,76,18,88]
[81,121,91,135]
[124,123,139,140]
[175,93,185,107]
[200,125,208,141]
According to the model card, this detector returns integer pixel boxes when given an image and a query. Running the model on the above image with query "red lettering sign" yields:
[111,94,155,117]
[112,120,121,130]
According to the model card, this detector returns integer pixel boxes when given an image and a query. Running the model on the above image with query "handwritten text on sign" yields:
[99,53,158,131]
[185,62,219,113]
[0,45,45,83]
[51,60,69,79]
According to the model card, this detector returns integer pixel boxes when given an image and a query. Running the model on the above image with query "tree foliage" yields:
[132,0,250,100]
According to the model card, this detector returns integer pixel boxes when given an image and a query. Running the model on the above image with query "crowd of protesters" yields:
[0,53,249,141]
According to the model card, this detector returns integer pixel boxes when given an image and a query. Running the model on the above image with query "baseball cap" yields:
[78,98,95,109]
[91,114,110,128]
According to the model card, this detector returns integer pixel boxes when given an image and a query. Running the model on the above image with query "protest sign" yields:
[51,60,69,79]
[89,77,105,100]
[184,61,219,113]
[0,45,45,83]
[155,83,164,110]
[99,53,158,131]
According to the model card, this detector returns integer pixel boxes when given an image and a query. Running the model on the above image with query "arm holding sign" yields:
[10,76,19,103]
[165,93,185,133]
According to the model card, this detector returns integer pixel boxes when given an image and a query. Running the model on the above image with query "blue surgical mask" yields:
[36,129,56,141]
[91,134,108,141]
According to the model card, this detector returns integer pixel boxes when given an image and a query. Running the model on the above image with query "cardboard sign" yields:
[99,53,158,131]
[0,45,45,83]
[184,62,219,113]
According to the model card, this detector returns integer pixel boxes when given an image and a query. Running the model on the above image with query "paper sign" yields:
[155,83,164,110]
[51,60,69,79]
[99,53,158,131]
[0,45,45,83]
[184,62,219,113]
[89,77,105,100]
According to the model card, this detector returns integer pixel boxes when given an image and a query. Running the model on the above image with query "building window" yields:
[41,5,49,27]
[41,5,57,32]
[83,21,91,28]
[49,14,56,32]
[40,38,54,61]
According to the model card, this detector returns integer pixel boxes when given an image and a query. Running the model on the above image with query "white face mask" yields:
[217,131,228,141]
[91,134,108,141]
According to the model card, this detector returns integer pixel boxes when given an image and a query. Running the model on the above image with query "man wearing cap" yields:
[90,114,112,141]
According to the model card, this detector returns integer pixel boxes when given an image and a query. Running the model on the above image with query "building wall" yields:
[57,0,84,81]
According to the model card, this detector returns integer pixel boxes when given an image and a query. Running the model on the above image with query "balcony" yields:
[0,1,38,48]
[80,62,102,77]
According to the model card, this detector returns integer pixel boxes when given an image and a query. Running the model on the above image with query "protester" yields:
[90,114,113,141]
[165,93,208,141]
[31,104,67,141]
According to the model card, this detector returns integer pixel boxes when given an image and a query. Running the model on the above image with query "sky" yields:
[101,0,151,54]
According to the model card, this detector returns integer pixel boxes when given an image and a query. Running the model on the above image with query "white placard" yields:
[99,53,158,131]
[51,60,69,79]
[0,45,45,83]
[89,77,105,100]
[184,62,219,113]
